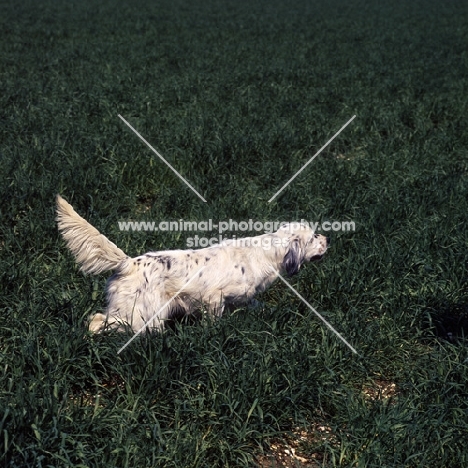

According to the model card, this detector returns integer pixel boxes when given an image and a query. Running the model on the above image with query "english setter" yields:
[56,195,329,333]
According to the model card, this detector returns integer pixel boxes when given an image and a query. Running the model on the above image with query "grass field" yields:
[1,0,468,466]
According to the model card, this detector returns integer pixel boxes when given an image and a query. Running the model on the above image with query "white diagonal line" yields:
[118,114,207,203]
[268,115,356,203]
[275,271,358,355]
[117,267,206,354]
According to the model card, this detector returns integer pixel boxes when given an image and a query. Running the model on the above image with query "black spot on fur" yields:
[195,259,199,264]
[234,264,239,268]
[241,266,245,275]
[151,255,173,270]
[205,257,211,262]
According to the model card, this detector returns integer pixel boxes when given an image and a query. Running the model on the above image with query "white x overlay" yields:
[274,270,358,354]
[117,113,358,355]
[118,114,207,202]
[268,115,356,202]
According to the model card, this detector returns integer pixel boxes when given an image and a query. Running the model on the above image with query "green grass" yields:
[1,0,468,466]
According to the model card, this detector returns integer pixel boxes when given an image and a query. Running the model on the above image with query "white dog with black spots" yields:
[56,195,329,333]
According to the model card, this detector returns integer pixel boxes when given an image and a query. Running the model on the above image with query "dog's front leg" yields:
[205,301,225,318]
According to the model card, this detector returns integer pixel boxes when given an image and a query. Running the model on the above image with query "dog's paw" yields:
[88,313,107,333]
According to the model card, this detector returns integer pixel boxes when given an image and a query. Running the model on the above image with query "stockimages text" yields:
[118,219,355,249]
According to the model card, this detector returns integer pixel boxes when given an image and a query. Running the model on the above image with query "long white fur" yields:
[56,195,328,333]
[56,195,128,275]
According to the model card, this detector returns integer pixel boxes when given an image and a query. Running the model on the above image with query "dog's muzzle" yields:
[310,254,325,262]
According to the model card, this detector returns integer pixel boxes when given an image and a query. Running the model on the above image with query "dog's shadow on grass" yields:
[425,298,468,343]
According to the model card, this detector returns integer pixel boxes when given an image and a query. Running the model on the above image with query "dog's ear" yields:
[282,238,302,276]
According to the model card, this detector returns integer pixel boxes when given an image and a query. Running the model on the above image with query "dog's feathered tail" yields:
[56,194,128,275]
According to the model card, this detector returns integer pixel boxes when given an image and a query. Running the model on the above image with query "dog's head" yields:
[277,223,329,276]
